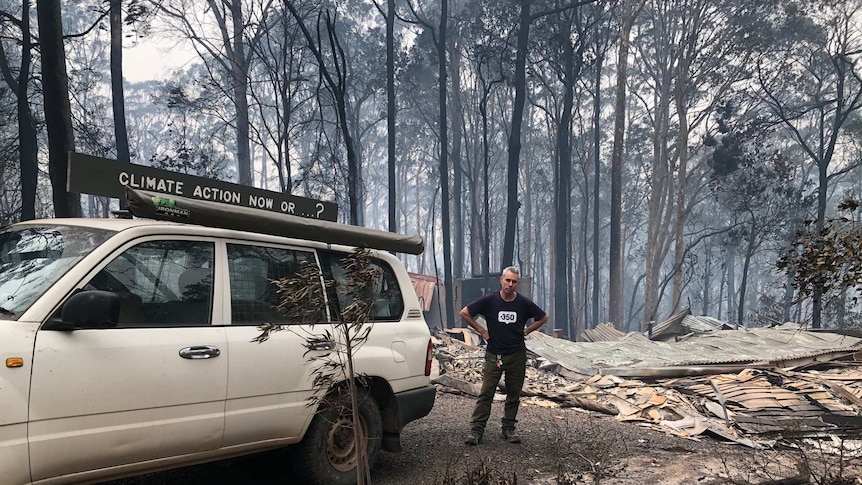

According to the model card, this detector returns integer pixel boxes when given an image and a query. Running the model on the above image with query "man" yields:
[461,266,549,445]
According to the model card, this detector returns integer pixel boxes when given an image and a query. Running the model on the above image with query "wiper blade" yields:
[0,306,15,316]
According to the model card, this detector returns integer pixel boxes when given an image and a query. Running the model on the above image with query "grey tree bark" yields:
[608,0,644,327]
[386,0,397,233]
[552,8,584,339]
[110,0,130,210]
[591,46,603,330]
[0,1,38,220]
[36,0,81,217]
[437,0,455,328]
[500,0,531,268]
[448,23,465,279]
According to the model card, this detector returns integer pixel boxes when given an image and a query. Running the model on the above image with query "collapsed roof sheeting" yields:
[580,322,628,342]
[660,368,862,436]
[583,308,735,342]
[527,326,862,378]
[432,325,862,447]
[648,307,692,338]
[677,314,734,334]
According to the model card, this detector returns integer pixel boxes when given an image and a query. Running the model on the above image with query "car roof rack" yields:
[125,187,424,255]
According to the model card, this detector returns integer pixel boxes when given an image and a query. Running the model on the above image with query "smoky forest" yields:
[1,0,861,338]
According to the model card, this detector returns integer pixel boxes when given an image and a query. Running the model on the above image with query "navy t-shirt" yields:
[466,292,546,355]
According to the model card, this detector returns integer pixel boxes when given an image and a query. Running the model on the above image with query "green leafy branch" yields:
[777,197,862,306]
[253,247,382,485]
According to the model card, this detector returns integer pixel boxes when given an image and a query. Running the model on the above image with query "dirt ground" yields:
[108,389,861,484]
[373,390,741,485]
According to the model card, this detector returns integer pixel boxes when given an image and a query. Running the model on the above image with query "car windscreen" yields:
[0,225,115,319]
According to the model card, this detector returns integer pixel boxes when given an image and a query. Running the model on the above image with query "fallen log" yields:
[432,374,480,397]
[560,396,619,415]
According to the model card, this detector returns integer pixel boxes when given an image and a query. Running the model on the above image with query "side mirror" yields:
[43,290,121,331]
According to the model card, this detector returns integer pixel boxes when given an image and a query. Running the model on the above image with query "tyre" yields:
[295,388,383,485]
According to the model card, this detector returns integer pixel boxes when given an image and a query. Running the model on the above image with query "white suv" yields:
[0,197,435,485]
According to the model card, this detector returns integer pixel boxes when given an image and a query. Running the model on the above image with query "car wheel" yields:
[296,388,382,485]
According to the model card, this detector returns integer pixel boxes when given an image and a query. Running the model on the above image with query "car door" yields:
[221,242,323,447]
[28,238,228,482]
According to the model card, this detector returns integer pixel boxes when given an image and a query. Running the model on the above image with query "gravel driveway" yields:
[103,390,742,484]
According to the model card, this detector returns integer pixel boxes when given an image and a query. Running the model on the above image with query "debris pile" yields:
[431,316,862,449]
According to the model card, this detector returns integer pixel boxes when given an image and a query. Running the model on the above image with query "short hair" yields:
[502,266,520,276]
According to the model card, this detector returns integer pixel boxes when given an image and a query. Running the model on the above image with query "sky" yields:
[123,36,196,84]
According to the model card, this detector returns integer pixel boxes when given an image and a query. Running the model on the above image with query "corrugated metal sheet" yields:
[409,273,440,311]
[581,322,628,342]
[580,310,725,342]
[526,327,862,376]
[680,314,732,333]
[662,368,861,434]
[648,307,733,340]
[648,307,691,338]
[436,329,862,443]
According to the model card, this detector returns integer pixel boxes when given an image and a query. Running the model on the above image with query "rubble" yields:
[430,313,862,449]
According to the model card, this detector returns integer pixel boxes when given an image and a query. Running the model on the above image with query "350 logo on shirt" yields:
[497,311,517,324]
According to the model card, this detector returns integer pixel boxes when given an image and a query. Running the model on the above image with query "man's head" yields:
[499,266,520,299]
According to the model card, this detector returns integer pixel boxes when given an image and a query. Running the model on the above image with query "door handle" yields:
[179,345,221,359]
[305,339,334,351]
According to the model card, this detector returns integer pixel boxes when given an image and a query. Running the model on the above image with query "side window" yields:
[86,240,214,327]
[227,244,317,325]
[320,251,404,322]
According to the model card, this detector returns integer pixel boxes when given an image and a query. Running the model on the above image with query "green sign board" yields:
[67,152,338,221]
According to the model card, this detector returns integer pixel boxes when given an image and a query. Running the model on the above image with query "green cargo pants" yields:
[469,349,527,436]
